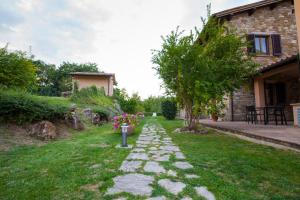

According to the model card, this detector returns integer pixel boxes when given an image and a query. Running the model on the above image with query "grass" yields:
[1,117,299,199]
[157,117,300,200]
[0,120,145,200]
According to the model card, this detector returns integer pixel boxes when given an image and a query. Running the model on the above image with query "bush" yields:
[0,90,69,124]
[112,113,138,131]
[161,99,177,120]
[92,107,109,121]
[70,86,114,107]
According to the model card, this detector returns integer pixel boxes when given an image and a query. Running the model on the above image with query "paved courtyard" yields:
[106,123,215,199]
[200,119,300,150]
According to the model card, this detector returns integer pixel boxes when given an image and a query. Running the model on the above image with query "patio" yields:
[199,119,300,150]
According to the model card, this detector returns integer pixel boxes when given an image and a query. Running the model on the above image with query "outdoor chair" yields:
[268,105,287,125]
[246,106,264,124]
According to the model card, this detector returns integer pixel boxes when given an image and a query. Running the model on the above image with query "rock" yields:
[181,197,193,200]
[119,161,143,172]
[106,173,154,196]
[65,111,84,130]
[153,154,170,162]
[126,153,149,160]
[147,196,167,200]
[185,174,199,179]
[29,121,57,140]
[194,186,215,200]
[167,170,177,177]
[175,152,186,160]
[144,161,166,173]
[83,108,93,119]
[158,179,186,195]
[173,162,193,170]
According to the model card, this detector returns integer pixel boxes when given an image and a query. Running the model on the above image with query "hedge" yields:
[0,90,69,124]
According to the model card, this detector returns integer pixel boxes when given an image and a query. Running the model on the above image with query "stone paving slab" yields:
[119,160,143,172]
[173,161,193,170]
[144,161,166,174]
[195,186,216,200]
[107,122,215,199]
[106,173,154,196]
[158,179,186,195]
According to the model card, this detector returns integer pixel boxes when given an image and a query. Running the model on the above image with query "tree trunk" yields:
[184,104,197,130]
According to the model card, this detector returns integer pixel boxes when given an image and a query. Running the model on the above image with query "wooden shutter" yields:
[247,34,255,54]
[271,34,282,56]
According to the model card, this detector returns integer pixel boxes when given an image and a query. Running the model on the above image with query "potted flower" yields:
[112,113,138,135]
[207,100,225,122]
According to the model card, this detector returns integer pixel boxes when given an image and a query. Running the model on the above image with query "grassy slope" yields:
[158,117,300,200]
[0,120,145,200]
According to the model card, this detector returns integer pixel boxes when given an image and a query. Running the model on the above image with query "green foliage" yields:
[0,90,68,124]
[152,17,257,128]
[30,60,59,96]
[0,47,36,89]
[70,86,113,107]
[161,99,177,120]
[113,88,144,114]
[143,96,164,113]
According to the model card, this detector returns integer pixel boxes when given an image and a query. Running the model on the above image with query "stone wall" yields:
[224,83,255,121]
[225,0,298,67]
[221,0,298,121]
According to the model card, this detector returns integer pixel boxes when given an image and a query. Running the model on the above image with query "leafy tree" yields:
[113,88,143,114]
[0,47,36,89]
[152,18,257,129]
[30,60,59,96]
[161,98,177,120]
[143,96,164,113]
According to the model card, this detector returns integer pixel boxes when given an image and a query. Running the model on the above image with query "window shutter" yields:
[247,34,255,54]
[271,34,282,56]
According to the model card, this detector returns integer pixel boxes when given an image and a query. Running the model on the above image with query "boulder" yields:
[65,111,84,130]
[29,121,57,140]
[83,108,93,120]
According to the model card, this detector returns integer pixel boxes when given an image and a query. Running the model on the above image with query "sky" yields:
[0,0,258,99]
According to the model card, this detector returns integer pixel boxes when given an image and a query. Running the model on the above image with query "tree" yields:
[143,96,164,114]
[113,88,143,114]
[152,18,257,129]
[0,47,36,89]
[31,60,59,96]
[161,98,177,120]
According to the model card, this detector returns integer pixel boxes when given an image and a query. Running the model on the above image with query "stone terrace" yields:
[200,119,300,151]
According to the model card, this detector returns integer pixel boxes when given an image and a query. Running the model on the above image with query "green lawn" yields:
[0,117,300,199]
[158,117,300,200]
[0,120,145,200]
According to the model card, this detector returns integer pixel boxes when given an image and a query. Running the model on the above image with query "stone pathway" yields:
[106,123,216,199]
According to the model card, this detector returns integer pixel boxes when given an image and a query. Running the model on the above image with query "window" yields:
[247,34,281,56]
[254,35,269,55]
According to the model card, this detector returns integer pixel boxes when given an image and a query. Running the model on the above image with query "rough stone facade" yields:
[221,0,299,121]
[225,0,298,67]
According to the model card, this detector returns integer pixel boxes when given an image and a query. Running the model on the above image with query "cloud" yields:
[0,0,260,98]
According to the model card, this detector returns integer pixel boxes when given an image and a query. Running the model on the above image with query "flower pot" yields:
[211,114,218,122]
[127,125,135,135]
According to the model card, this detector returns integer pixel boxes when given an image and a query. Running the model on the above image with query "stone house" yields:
[70,72,116,96]
[213,0,300,121]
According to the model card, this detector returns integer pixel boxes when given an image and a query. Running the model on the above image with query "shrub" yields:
[92,107,109,121]
[161,99,177,120]
[0,90,69,124]
[70,86,114,107]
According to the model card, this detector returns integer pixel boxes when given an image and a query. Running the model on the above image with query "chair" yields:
[272,105,287,125]
[246,106,265,124]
